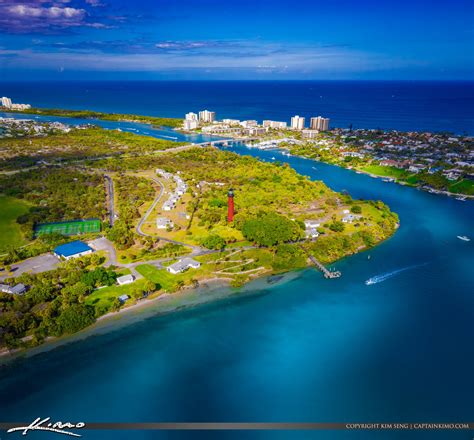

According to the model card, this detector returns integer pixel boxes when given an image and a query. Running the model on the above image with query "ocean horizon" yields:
[3,80,474,134]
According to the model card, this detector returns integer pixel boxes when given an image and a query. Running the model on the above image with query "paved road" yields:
[104,175,116,226]
[135,177,203,253]
[89,237,117,267]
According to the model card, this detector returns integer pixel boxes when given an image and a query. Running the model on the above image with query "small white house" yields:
[163,201,174,211]
[304,220,320,229]
[167,257,201,275]
[0,283,26,295]
[117,274,135,285]
[305,228,319,239]
[156,217,174,230]
[342,214,356,223]
[118,294,130,303]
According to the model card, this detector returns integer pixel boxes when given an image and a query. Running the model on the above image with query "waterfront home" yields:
[0,283,26,295]
[54,241,94,260]
[117,275,134,286]
[167,257,201,275]
[118,294,130,304]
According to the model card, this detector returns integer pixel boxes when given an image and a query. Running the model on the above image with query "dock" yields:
[299,245,341,279]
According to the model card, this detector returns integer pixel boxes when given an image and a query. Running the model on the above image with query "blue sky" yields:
[0,0,473,80]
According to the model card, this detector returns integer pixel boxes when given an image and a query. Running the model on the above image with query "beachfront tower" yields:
[227,188,235,222]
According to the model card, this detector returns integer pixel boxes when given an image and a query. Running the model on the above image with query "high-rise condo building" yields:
[185,112,198,121]
[1,97,12,108]
[199,110,216,123]
[310,116,330,131]
[183,120,198,130]
[290,115,305,130]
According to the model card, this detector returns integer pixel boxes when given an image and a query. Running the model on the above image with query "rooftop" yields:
[54,241,92,257]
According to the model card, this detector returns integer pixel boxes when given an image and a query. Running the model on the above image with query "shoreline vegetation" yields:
[4,107,182,128]
[282,143,474,199]
[0,270,305,364]
[0,110,400,357]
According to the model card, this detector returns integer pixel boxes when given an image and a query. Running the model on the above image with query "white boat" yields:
[457,235,470,242]
[455,196,466,201]
[271,156,276,160]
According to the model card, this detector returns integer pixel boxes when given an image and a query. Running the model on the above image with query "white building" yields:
[240,120,258,128]
[310,116,330,131]
[185,112,198,121]
[245,127,267,136]
[290,115,305,130]
[183,119,198,130]
[222,119,241,125]
[117,275,135,285]
[162,201,174,211]
[167,257,201,275]
[0,283,26,295]
[302,129,319,139]
[11,103,31,110]
[156,217,174,229]
[263,120,287,129]
[304,220,320,229]
[305,228,319,239]
[199,110,216,123]
[1,97,12,108]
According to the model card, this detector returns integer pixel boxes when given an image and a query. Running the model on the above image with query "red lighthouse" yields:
[227,188,235,222]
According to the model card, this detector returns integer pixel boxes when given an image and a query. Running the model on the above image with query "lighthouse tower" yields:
[227,188,235,222]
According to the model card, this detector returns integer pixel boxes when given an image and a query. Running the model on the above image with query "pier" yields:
[299,245,341,279]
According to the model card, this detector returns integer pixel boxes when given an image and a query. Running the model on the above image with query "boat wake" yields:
[365,263,428,286]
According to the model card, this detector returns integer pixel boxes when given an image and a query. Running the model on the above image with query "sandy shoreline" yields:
[0,272,299,365]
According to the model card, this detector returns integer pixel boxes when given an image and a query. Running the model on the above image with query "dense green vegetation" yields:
[0,196,31,251]
[107,174,155,249]
[0,168,106,240]
[242,212,303,247]
[0,255,115,348]
[0,124,400,353]
[8,107,182,128]
[0,127,183,170]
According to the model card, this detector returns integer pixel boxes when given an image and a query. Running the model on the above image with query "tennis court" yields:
[34,219,101,236]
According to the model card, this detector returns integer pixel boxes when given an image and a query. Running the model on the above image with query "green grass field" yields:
[360,165,409,179]
[85,278,147,310]
[0,196,31,252]
[135,264,194,291]
[34,219,101,237]
[449,179,474,195]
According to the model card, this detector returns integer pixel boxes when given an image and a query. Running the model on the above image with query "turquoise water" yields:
[0,117,473,440]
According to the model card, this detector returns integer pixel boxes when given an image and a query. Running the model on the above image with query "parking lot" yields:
[0,253,59,280]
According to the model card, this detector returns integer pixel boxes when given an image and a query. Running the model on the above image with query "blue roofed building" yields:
[54,241,94,260]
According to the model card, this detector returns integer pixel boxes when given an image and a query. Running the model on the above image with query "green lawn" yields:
[135,264,182,291]
[449,179,474,196]
[360,165,408,179]
[85,278,147,310]
[0,196,31,252]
